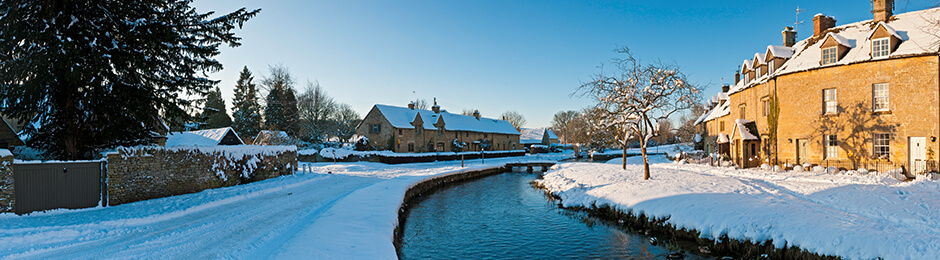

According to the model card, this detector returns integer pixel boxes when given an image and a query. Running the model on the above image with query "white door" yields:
[909,137,927,174]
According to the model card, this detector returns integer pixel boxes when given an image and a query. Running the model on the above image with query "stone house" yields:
[697,1,940,173]
[356,102,521,153]
[520,128,559,147]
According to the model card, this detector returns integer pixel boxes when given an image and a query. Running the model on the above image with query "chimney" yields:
[872,0,893,22]
[472,110,480,120]
[782,26,797,47]
[431,97,440,113]
[407,101,414,110]
[722,85,730,93]
[813,14,837,37]
[734,72,740,84]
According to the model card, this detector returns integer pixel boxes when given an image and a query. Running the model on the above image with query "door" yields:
[796,139,809,165]
[910,137,927,174]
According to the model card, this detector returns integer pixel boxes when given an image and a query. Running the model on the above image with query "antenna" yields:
[412,91,416,104]
[794,6,805,39]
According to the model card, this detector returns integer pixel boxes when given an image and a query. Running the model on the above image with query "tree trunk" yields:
[622,145,627,170]
[641,140,650,180]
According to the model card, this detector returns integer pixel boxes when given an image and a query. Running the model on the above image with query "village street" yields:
[0,154,567,259]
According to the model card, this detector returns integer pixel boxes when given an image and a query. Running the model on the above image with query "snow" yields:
[311,147,527,159]
[0,152,573,258]
[867,21,901,40]
[717,133,729,143]
[730,7,940,95]
[732,119,759,140]
[537,156,940,260]
[0,149,11,157]
[693,100,730,125]
[766,45,794,59]
[164,127,241,146]
[373,104,520,135]
[519,128,546,144]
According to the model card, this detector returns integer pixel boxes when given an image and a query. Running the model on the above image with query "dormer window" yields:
[821,47,838,65]
[768,60,775,73]
[872,38,890,58]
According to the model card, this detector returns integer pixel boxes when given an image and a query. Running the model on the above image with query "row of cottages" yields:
[519,128,559,147]
[696,1,939,173]
[356,101,521,153]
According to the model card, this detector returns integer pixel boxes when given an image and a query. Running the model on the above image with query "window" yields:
[408,143,415,152]
[484,133,488,138]
[873,133,890,159]
[821,47,838,65]
[415,128,422,135]
[369,124,381,134]
[719,121,725,132]
[398,129,402,136]
[873,83,889,112]
[826,135,839,159]
[823,88,837,115]
[872,38,890,58]
[739,106,746,119]
[768,60,775,73]
[743,71,749,82]
[438,128,444,136]
[762,99,770,117]
[437,142,445,151]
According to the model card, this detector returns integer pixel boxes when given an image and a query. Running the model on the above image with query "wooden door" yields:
[910,137,927,174]
[796,139,809,165]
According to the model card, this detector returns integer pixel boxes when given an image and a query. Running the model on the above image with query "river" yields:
[398,171,710,259]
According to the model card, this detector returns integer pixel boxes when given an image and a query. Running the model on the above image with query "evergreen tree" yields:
[0,1,259,159]
[201,87,233,129]
[231,66,262,138]
[262,65,299,136]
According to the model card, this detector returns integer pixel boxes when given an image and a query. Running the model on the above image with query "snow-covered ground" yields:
[0,152,572,259]
[538,154,940,260]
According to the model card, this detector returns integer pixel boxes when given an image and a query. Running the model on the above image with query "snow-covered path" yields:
[0,154,570,259]
[538,155,940,260]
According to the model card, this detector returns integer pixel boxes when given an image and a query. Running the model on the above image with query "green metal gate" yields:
[13,161,105,215]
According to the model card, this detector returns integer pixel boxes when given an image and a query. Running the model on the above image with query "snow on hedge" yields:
[305,148,526,160]
[538,155,940,260]
[114,145,296,181]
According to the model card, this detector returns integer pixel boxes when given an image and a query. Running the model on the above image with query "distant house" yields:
[520,128,559,146]
[356,101,521,153]
[253,130,299,146]
[164,127,243,146]
[0,117,24,149]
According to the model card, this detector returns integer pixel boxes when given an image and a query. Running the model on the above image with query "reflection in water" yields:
[399,172,709,259]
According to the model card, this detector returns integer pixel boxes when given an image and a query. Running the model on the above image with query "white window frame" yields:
[821,47,838,65]
[768,60,775,73]
[826,134,839,159]
[872,37,890,58]
[873,83,889,112]
[873,133,890,159]
[823,88,837,115]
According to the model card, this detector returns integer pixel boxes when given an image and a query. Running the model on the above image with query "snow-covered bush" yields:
[857,168,869,175]
[812,166,825,172]
[720,161,732,167]
[826,166,839,174]
[772,165,783,172]
[760,163,771,171]
[451,139,466,153]
[802,163,812,169]
[793,165,804,172]
[886,168,907,180]
[354,136,371,151]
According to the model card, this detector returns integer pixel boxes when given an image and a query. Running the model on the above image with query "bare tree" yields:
[578,47,701,179]
[551,110,579,143]
[327,103,361,142]
[460,109,479,116]
[297,81,335,142]
[500,111,527,131]
[413,98,429,110]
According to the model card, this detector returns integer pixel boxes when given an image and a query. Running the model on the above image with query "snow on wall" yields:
[106,145,297,206]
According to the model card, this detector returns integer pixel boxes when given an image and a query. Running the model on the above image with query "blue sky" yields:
[191,0,937,128]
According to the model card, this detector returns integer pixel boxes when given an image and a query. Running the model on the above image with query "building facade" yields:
[357,102,521,153]
[697,2,940,173]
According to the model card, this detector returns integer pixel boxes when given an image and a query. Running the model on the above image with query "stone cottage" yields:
[356,102,521,153]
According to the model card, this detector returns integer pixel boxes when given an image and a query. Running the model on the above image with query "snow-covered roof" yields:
[545,129,558,139]
[520,128,545,144]
[373,104,520,135]
[752,53,766,65]
[732,119,759,140]
[694,101,731,125]
[766,45,794,59]
[741,59,751,71]
[716,133,729,144]
[728,7,940,95]
[165,127,242,146]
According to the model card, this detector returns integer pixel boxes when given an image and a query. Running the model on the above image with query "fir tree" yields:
[201,87,233,129]
[231,66,262,139]
[0,1,259,159]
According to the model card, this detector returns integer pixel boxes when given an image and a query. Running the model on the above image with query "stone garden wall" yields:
[107,145,296,206]
[0,151,13,212]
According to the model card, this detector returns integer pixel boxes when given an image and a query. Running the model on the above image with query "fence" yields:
[12,160,105,215]
[688,153,938,176]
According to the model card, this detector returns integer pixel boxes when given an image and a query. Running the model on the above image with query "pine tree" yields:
[232,66,262,139]
[201,87,233,129]
[0,1,259,159]
[262,65,299,136]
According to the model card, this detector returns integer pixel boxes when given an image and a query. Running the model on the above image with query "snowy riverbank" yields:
[537,155,940,260]
[0,152,572,259]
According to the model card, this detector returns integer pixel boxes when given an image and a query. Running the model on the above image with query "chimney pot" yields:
[473,110,480,120]
[408,102,415,110]
[722,85,730,93]
[432,98,440,114]
[734,72,740,84]
[813,14,837,37]
[782,26,797,47]
[872,0,894,22]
